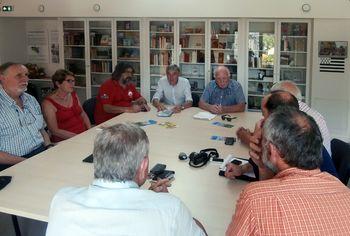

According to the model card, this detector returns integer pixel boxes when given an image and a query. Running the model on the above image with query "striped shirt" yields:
[226,168,350,236]
[0,87,45,156]
[299,101,331,155]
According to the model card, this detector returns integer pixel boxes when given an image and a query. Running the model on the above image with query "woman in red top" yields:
[42,69,91,142]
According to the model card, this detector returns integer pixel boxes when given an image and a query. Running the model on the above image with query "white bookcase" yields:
[56,18,310,105]
[246,19,311,111]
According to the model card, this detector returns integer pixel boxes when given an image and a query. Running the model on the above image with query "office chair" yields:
[191,92,200,107]
[82,97,97,125]
[331,138,350,186]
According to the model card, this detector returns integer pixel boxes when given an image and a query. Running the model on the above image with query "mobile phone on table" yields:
[225,137,236,145]
[149,163,166,179]
[156,170,175,181]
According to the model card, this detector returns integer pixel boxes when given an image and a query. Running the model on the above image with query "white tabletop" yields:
[0,107,261,236]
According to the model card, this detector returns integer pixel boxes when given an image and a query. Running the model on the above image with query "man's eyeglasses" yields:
[221,114,237,122]
[65,79,75,84]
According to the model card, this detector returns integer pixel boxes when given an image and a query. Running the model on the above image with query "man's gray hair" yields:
[93,123,149,182]
[271,81,303,101]
[214,66,230,79]
[166,64,180,74]
[263,107,323,170]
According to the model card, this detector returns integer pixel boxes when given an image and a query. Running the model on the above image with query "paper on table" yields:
[193,111,216,120]
[220,154,255,178]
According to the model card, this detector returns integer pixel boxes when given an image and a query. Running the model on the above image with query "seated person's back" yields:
[226,108,350,235]
[46,123,206,236]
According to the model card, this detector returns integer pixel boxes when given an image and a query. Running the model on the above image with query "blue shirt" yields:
[201,80,245,106]
[0,87,45,156]
[321,146,338,178]
[46,179,205,236]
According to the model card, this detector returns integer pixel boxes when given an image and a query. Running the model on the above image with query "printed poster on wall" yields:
[27,30,49,63]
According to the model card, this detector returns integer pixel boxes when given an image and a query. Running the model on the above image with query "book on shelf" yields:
[189,36,204,48]
[100,35,111,46]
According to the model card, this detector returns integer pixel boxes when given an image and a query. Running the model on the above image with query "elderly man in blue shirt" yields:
[0,62,51,171]
[199,66,245,114]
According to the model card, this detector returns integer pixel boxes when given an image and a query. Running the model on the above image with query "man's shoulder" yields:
[53,186,87,200]
[228,79,242,89]
[23,92,40,105]
[100,78,115,88]
[178,76,190,83]
[299,101,325,119]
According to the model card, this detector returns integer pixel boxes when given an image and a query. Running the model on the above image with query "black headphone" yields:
[187,148,219,168]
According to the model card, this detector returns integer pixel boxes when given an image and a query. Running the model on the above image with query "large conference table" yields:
[0,107,261,236]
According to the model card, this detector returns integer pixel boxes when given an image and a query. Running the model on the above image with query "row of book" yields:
[91,61,112,73]
[150,52,171,66]
[64,33,84,45]
[150,36,173,49]
[64,47,84,58]
[90,33,112,46]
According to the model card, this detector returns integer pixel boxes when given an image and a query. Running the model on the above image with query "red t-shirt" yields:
[45,91,87,142]
[94,79,141,124]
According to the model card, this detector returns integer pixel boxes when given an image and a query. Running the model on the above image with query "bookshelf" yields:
[89,20,112,98]
[179,20,206,95]
[279,22,309,101]
[210,21,239,82]
[116,20,141,90]
[247,21,276,110]
[59,18,310,105]
[62,20,88,102]
[149,20,175,98]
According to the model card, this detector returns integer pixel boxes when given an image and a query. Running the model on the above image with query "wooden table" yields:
[0,107,261,236]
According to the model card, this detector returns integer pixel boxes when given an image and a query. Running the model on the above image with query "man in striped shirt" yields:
[271,80,331,156]
[0,62,51,171]
[226,108,350,235]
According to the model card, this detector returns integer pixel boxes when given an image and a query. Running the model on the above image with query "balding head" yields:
[271,81,302,101]
[261,90,299,119]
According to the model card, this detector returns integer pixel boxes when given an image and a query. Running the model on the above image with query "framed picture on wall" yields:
[280,69,305,84]
[318,41,348,58]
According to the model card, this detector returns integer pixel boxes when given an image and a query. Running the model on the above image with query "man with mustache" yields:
[0,62,51,171]
[94,62,150,124]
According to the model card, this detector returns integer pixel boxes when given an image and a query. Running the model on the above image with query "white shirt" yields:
[152,77,192,106]
[299,101,331,155]
[46,179,205,236]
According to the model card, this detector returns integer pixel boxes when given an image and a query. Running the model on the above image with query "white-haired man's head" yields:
[271,81,302,101]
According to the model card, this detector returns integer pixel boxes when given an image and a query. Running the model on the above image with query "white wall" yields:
[0,0,350,18]
[312,19,350,141]
[25,19,61,76]
[0,18,26,64]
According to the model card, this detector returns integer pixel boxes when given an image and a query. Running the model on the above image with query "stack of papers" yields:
[193,111,216,120]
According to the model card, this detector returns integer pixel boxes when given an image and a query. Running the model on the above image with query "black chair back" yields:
[331,138,350,185]
[82,97,97,125]
[192,92,200,107]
